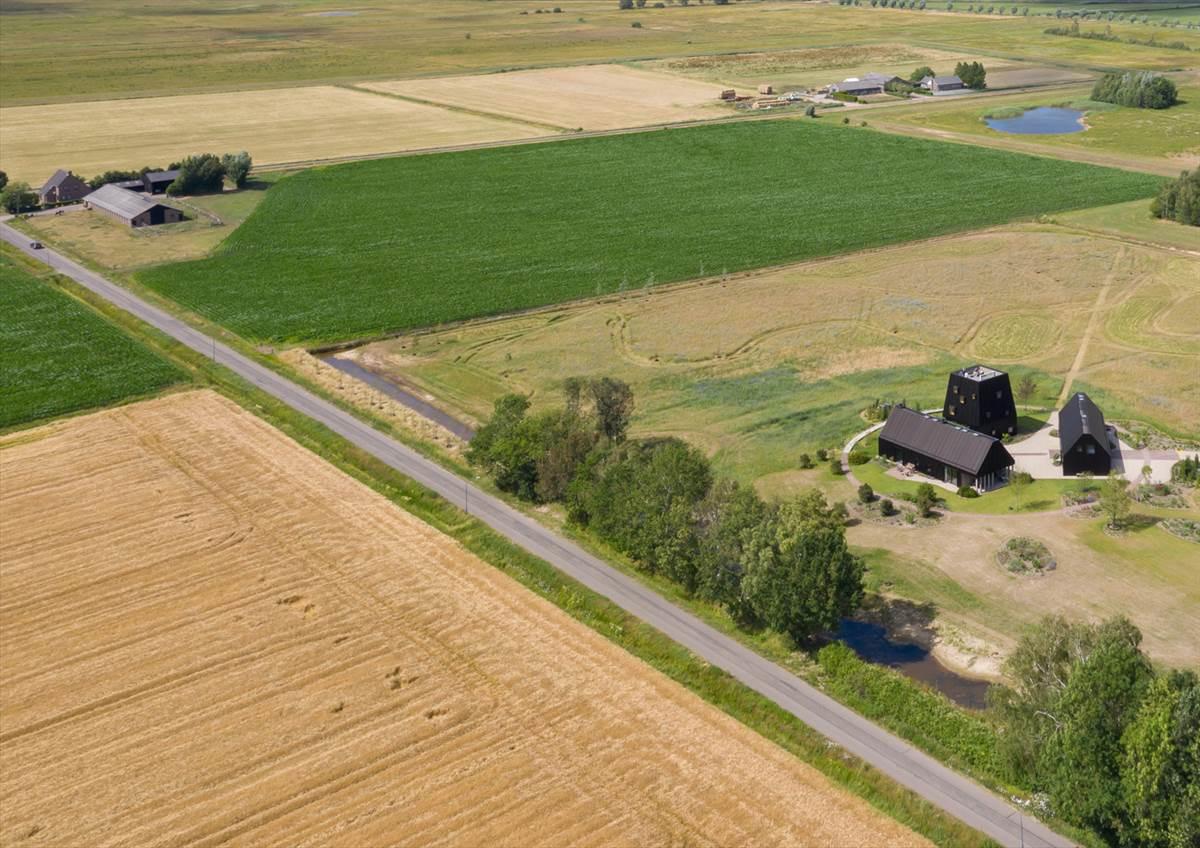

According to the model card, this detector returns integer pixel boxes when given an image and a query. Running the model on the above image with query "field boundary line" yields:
[337,83,572,134]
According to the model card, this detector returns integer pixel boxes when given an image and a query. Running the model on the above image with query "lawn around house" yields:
[139,120,1162,345]
[0,250,186,429]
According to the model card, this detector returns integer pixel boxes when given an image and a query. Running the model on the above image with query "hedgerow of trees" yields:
[991,616,1199,847]
[469,379,864,640]
[1091,71,1179,109]
[1151,169,1199,226]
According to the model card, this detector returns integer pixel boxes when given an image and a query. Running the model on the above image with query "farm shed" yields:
[38,169,91,206]
[84,184,185,228]
[922,75,966,94]
[1058,392,1115,476]
[142,169,180,194]
[943,364,1016,438]
[879,405,1014,491]
[829,78,883,96]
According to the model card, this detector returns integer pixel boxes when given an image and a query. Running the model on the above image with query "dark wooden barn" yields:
[879,405,1015,491]
[142,169,181,194]
[943,364,1016,438]
[1059,392,1115,476]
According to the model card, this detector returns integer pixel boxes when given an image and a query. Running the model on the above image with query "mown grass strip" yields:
[0,249,187,430]
[140,119,1162,344]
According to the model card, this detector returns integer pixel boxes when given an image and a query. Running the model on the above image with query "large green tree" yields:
[221,151,253,189]
[1151,169,1199,227]
[742,493,864,642]
[166,153,226,195]
[692,478,768,616]
[1121,671,1200,848]
[567,437,711,582]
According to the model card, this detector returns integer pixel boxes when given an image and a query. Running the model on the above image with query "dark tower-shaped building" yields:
[943,365,1016,438]
[1059,392,1114,476]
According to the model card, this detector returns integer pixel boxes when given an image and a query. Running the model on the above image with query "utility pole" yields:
[464,481,469,515]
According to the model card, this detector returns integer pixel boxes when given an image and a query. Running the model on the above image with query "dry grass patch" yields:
[0,85,541,183]
[360,64,732,131]
[0,390,930,848]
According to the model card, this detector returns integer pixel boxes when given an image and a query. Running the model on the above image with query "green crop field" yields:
[0,251,185,429]
[141,120,1161,345]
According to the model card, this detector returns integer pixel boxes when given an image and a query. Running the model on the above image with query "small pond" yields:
[985,106,1086,135]
[836,619,992,709]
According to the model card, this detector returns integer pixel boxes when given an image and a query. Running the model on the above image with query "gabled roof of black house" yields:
[879,406,1012,474]
[1058,392,1112,456]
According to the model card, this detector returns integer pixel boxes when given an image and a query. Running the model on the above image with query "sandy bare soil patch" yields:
[361,64,731,131]
[0,85,541,182]
[0,391,928,848]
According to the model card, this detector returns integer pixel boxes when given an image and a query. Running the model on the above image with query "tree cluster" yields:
[954,61,987,89]
[469,380,864,642]
[1092,71,1179,109]
[0,181,38,214]
[1151,169,1199,227]
[991,616,1199,847]
[166,153,227,196]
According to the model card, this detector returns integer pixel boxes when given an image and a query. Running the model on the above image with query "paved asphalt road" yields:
[2,222,1073,848]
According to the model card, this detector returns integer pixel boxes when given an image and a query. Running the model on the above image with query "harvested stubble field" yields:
[0,390,931,848]
[0,85,541,184]
[3,1,1197,105]
[360,64,731,131]
[140,120,1161,344]
[0,251,184,430]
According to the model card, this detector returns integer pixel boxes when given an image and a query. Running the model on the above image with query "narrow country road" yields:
[1,223,1073,848]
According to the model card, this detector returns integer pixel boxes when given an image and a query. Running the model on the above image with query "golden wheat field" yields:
[361,65,732,131]
[0,85,541,183]
[0,391,928,848]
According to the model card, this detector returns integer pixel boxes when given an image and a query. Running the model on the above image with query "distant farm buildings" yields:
[1059,392,1116,476]
[919,75,967,95]
[943,364,1016,438]
[38,169,91,206]
[828,73,902,97]
[84,184,185,228]
[879,405,1015,491]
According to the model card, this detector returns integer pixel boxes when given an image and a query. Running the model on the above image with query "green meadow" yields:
[0,251,185,429]
[141,120,1161,344]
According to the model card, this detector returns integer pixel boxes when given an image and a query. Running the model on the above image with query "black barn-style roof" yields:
[1059,392,1113,457]
[879,406,1012,475]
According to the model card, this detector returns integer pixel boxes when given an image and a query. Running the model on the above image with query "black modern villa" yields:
[943,364,1017,438]
[1059,392,1116,476]
[879,405,1015,491]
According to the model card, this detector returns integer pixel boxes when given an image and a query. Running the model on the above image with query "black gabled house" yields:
[1059,392,1115,476]
[879,405,1015,491]
[943,364,1017,438]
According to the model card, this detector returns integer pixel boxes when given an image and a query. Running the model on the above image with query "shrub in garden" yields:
[880,498,897,516]
[995,537,1055,573]
[858,483,875,504]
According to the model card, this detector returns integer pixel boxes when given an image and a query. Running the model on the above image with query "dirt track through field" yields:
[0,391,928,848]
